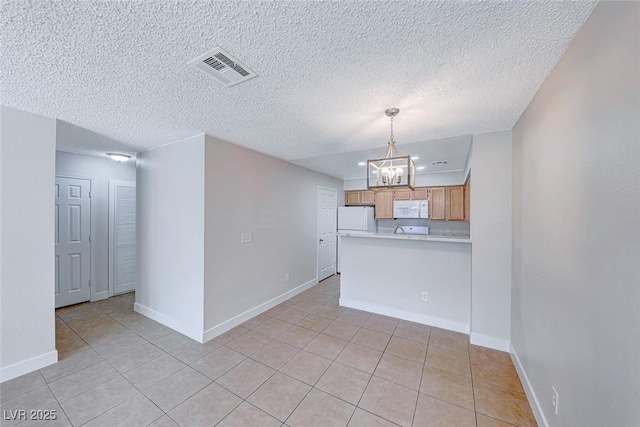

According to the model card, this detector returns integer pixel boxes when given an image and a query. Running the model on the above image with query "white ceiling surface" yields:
[294,135,472,180]
[56,120,138,160]
[1,1,595,160]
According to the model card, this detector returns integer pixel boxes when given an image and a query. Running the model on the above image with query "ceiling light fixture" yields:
[107,153,131,162]
[417,166,426,170]
[411,156,420,160]
[367,108,415,191]
[357,162,366,166]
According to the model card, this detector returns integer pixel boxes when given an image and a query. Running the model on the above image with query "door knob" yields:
[319,238,324,243]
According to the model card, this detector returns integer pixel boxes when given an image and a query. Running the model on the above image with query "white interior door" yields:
[318,187,337,281]
[109,181,136,295]
[55,177,91,308]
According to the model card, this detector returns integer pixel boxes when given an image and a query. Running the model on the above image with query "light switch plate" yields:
[241,232,253,243]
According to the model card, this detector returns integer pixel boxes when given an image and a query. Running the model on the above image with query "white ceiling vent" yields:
[430,160,449,166]
[188,47,258,87]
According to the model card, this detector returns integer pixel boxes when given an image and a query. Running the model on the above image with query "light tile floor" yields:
[1,275,537,426]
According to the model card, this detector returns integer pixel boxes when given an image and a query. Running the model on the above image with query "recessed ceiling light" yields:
[417,166,426,170]
[357,162,366,166]
[411,156,420,160]
[107,153,131,162]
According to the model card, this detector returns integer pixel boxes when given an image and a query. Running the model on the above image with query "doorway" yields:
[317,186,337,281]
[55,176,92,308]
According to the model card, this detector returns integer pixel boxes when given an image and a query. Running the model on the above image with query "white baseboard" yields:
[510,343,549,427]
[0,350,58,383]
[339,297,469,334]
[202,277,319,342]
[470,332,510,352]
[134,303,203,343]
[91,290,109,302]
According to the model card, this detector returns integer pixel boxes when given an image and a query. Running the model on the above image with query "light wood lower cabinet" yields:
[374,191,394,219]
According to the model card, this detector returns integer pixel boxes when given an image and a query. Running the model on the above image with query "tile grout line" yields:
[410,327,431,427]
[106,297,249,425]
[85,295,208,425]
[39,369,73,426]
[281,378,315,425]
[106,292,319,425]
[345,315,400,425]
[54,314,94,360]
[84,296,178,425]
[468,342,480,427]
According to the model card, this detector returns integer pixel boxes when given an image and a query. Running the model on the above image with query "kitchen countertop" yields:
[337,231,471,244]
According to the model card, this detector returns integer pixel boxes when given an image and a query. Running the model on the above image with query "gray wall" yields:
[203,135,343,335]
[55,151,136,297]
[0,106,57,381]
[135,133,343,341]
[511,2,640,426]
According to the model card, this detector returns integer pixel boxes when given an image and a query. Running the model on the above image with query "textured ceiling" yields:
[0,1,595,160]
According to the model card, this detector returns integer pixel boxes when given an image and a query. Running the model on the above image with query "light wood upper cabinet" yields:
[345,190,375,206]
[345,191,360,205]
[361,190,375,205]
[447,186,465,221]
[464,176,470,222]
[429,187,446,220]
[391,187,429,201]
[375,191,394,219]
[348,183,469,221]
[411,188,429,200]
[393,189,411,200]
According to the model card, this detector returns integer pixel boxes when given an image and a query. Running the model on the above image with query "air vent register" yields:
[188,47,258,87]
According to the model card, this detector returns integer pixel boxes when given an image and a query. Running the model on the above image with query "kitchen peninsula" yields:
[338,232,472,333]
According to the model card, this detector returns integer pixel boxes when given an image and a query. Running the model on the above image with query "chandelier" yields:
[367,108,416,190]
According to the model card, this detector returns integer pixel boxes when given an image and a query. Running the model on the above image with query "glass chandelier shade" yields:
[367,108,416,191]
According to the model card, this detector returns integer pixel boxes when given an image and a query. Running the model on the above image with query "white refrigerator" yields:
[337,206,376,272]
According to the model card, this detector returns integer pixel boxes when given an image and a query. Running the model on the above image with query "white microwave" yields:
[393,200,429,219]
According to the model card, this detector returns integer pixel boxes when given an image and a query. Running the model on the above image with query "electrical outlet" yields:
[285,273,290,282]
[241,232,252,243]
[552,387,559,415]
[421,292,428,302]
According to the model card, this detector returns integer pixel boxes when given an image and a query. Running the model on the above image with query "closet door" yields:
[110,181,136,295]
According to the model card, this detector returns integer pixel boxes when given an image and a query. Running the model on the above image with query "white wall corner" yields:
[0,350,58,383]
[202,277,319,342]
[134,303,204,343]
[470,332,510,352]
[463,136,473,181]
[470,129,513,354]
[510,343,549,427]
